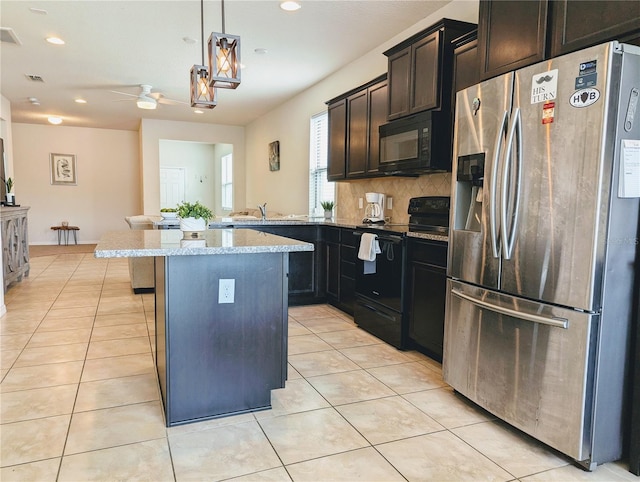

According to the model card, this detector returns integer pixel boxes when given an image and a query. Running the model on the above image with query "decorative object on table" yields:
[3,177,14,205]
[269,141,280,171]
[321,200,334,220]
[160,208,177,219]
[177,201,213,233]
[50,153,77,185]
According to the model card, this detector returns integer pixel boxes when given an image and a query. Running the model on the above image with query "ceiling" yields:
[0,0,451,131]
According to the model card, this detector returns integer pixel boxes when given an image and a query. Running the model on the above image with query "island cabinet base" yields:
[155,253,289,426]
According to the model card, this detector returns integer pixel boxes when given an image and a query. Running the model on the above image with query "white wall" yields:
[12,124,139,244]
[140,119,245,214]
[244,0,479,215]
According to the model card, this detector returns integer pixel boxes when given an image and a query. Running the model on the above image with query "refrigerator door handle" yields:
[451,288,569,329]
[490,110,509,258]
[501,107,523,260]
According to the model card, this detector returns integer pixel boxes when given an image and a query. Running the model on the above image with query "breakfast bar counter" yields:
[95,229,313,426]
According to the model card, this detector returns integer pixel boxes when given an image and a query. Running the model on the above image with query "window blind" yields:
[309,111,334,216]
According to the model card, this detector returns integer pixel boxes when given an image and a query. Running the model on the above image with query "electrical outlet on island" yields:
[219,279,235,303]
[387,197,393,209]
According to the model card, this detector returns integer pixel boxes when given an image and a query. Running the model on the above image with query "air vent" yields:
[0,27,22,45]
[25,74,45,82]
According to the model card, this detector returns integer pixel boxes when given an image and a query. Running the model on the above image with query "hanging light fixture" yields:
[190,0,217,108]
[208,0,241,89]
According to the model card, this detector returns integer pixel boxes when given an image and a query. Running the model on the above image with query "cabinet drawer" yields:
[409,239,448,268]
[325,227,340,244]
[341,231,360,248]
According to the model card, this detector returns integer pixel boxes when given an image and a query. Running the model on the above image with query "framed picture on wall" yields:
[50,153,77,185]
[269,141,280,171]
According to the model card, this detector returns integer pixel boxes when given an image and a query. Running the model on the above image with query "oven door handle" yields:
[352,231,403,244]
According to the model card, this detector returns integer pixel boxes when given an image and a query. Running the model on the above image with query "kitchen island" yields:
[95,229,314,426]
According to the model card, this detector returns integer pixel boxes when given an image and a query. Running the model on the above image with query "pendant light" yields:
[190,0,217,108]
[208,0,241,89]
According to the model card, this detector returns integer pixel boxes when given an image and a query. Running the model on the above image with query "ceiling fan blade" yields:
[109,90,138,98]
[158,98,188,106]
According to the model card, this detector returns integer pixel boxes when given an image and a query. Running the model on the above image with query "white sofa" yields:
[124,215,162,293]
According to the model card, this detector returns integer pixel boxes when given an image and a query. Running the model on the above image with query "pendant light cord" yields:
[200,0,205,65]
[221,0,226,34]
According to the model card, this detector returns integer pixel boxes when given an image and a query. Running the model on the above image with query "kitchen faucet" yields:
[258,203,267,220]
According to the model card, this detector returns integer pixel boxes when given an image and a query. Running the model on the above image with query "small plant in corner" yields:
[320,201,334,211]
[176,201,213,221]
[4,177,13,193]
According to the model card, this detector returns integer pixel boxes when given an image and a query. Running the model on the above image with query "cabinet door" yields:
[452,33,479,96]
[478,0,549,80]
[387,47,411,120]
[550,0,640,57]
[411,31,441,113]
[367,80,388,175]
[327,99,347,181]
[408,263,447,361]
[346,90,368,178]
[326,242,340,302]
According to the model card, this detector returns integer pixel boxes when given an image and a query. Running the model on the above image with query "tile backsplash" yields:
[336,172,451,224]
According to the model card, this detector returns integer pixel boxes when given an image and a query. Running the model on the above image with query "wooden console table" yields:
[1,206,30,292]
[51,225,79,245]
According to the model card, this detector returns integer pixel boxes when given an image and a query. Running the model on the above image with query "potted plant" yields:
[176,201,213,232]
[321,200,335,220]
[4,177,14,205]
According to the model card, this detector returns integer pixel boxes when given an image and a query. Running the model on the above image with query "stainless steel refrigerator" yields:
[444,41,640,470]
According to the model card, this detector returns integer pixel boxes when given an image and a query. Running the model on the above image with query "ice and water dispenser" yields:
[454,153,485,232]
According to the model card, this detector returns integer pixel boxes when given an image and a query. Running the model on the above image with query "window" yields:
[221,153,232,211]
[309,111,334,216]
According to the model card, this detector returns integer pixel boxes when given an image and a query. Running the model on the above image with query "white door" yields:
[160,168,185,208]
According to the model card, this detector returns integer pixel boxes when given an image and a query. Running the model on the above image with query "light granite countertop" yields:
[152,217,449,243]
[94,228,314,258]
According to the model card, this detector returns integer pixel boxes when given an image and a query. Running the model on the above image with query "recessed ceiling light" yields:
[29,7,48,14]
[28,97,40,106]
[48,116,63,125]
[194,109,204,114]
[46,36,65,45]
[183,37,197,44]
[254,48,268,55]
[75,98,87,104]
[280,1,301,11]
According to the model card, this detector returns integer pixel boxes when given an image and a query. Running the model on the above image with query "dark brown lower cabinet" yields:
[406,238,448,361]
[155,253,288,426]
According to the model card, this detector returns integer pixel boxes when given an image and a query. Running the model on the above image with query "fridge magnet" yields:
[50,153,77,185]
[531,69,558,104]
[569,88,600,108]
[269,141,280,171]
[542,102,555,124]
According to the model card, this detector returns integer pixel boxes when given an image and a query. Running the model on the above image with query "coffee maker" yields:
[363,192,386,223]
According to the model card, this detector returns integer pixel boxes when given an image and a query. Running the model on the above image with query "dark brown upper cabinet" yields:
[327,99,347,181]
[478,0,549,81]
[549,1,640,57]
[326,75,387,181]
[452,30,479,97]
[384,19,477,121]
[478,0,640,82]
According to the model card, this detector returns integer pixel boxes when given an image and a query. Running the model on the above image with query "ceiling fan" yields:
[109,84,186,110]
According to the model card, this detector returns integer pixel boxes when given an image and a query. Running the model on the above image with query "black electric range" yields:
[352,196,449,350]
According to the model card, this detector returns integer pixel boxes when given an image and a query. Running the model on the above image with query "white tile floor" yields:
[1,253,637,481]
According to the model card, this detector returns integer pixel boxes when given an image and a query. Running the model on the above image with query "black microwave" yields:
[378,110,451,174]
